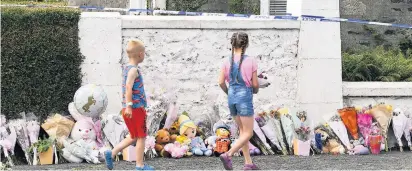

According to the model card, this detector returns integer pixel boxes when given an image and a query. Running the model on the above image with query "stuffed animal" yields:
[238,141,261,156]
[61,102,104,164]
[164,141,189,159]
[177,115,212,156]
[392,108,412,151]
[169,121,180,142]
[155,129,171,157]
[348,140,369,155]
[191,136,212,156]
[212,122,231,157]
[314,128,345,154]
[258,71,270,88]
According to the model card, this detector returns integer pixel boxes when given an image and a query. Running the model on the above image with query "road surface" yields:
[12,151,412,170]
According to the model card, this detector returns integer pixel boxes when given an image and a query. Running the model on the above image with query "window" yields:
[269,0,287,15]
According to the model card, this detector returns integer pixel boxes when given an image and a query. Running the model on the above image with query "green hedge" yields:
[1,8,83,120]
[342,46,412,82]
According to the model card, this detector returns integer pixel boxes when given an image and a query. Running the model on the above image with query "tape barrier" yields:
[1,4,411,29]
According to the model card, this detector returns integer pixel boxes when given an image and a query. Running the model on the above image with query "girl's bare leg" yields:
[234,116,253,164]
[226,116,254,165]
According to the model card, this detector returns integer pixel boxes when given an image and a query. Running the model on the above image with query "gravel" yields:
[12,151,412,170]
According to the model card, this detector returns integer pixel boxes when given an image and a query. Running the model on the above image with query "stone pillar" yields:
[79,12,123,115]
[260,0,270,15]
[294,0,343,125]
[155,0,167,10]
[130,0,148,15]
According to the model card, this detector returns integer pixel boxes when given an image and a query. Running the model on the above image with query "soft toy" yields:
[61,102,104,164]
[392,108,412,151]
[191,136,212,156]
[258,71,271,88]
[169,121,180,142]
[206,121,231,157]
[0,114,17,166]
[177,115,212,156]
[314,126,345,154]
[348,140,369,155]
[164,141,189,159]
[238,141,261,156]
[155,129,171,157]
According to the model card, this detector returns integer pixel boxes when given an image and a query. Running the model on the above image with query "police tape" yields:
[1,4,411,29]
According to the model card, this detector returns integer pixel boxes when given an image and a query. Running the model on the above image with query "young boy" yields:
[104,40,154,170]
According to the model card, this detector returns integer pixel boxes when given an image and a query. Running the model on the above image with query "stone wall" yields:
[340,0,412,51]
[342,82,412,148]
[121,18,300,117]
[79,13,343,125]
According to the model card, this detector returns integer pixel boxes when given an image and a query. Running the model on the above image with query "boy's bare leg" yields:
[135,137,145,167]
[111,136,137,158]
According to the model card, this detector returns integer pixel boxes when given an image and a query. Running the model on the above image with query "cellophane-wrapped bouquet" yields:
[369,103,393,152]
[8,112,32,165]
[255,112,283,153]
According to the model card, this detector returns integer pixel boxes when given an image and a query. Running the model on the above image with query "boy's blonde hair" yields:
[126,39,145,57]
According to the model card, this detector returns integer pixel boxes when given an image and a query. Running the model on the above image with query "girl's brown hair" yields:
[230,32,249,82]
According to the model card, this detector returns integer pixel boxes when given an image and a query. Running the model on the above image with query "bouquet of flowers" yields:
[338,107,360,140]
[25,112,41,165]
[268,109,288,155]
[0,114,17,166]
[251,118,274,155]
[292,111,311,156]
[369,103,393,152]
[356,106,373,146]
[278,108,295,152]
[9,112,32,165]
[255,113,282,152]
[322,113,351,149]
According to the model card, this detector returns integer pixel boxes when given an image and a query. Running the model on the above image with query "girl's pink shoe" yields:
[219,153,233,170]
[243,164,260,170]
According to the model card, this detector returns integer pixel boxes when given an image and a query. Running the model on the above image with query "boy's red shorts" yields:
[122,107,147,139]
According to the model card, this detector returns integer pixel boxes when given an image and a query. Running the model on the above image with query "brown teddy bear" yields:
[314,128,345,154]
[155,128,172,157]
[169,121,179,142]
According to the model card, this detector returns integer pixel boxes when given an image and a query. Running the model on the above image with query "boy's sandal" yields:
[136,164,155,170]
[104,150,114,170]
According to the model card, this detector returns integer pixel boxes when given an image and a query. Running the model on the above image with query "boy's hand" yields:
[124,107,132,118]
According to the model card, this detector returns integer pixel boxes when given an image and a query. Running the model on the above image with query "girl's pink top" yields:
[221,55,258,87]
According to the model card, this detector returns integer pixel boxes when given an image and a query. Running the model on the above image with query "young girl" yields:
[104,40,154,171]
[218,32,260,170]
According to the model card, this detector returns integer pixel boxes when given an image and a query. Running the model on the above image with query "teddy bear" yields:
[314,128,345,154]
[60,102,105,164]
[155,128,171,157]
[169,121,179,142]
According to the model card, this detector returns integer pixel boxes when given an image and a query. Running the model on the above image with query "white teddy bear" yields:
[60,103,105,164]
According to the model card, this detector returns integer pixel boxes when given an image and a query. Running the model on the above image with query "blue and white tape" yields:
[1,4,411,29]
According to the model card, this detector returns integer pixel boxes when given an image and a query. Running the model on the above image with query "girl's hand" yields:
[251,71,259,94]
[218,68,228,94]
[124,107,132,118]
